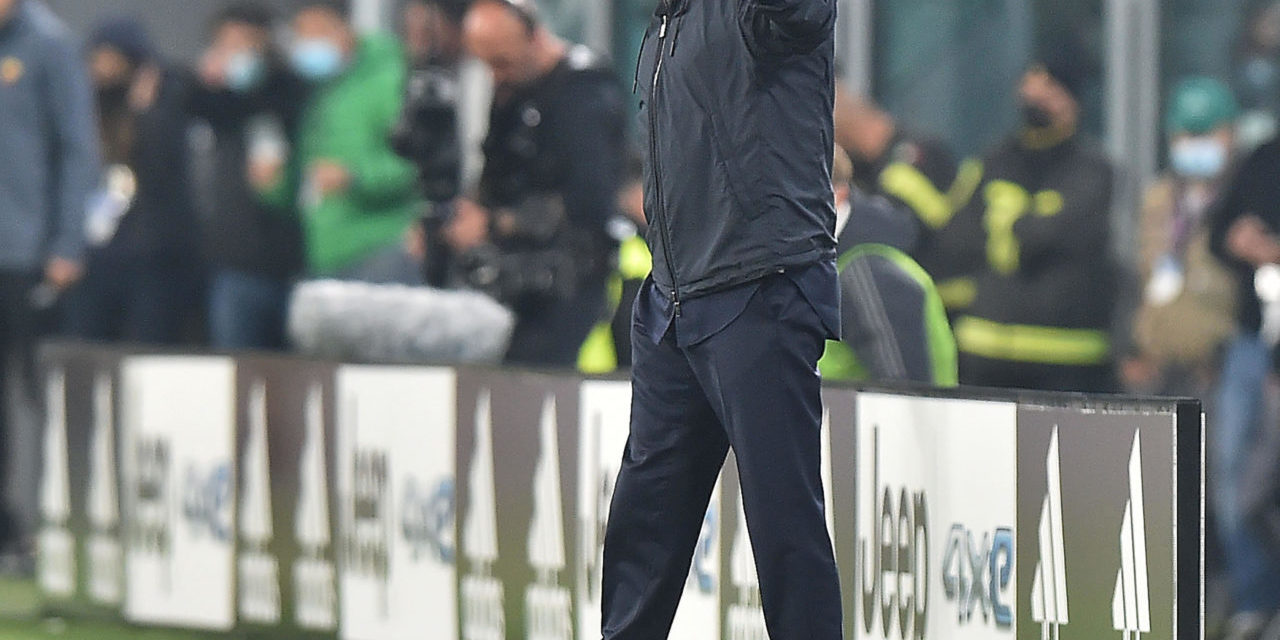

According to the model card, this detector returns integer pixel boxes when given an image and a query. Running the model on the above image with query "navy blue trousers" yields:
[601,274,843,639]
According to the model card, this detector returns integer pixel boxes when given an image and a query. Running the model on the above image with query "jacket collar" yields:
[654,0,690,18]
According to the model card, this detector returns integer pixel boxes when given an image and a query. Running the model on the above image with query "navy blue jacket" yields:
[635,0,837,309]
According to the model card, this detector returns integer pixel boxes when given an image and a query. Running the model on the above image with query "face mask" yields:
[291,38,344,82]
[226,50,266,93]
[1170,137,1228,179]
[1021,103,1055,129]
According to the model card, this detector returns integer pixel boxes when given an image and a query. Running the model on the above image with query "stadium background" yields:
[0,0,1258,637]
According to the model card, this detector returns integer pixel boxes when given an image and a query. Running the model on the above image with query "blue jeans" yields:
[208,269,292,351]
[1213,333,1280,614]
[329,246,422,286]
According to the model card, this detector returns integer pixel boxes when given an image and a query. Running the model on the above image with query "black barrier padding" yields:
[1177,400,1204,640]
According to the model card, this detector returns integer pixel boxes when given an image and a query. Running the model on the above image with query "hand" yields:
[44,257,83,292]
[309,160,351,197]
[444,198,490,252]
[404,222,427,261]
[248,157,284,191]
[1227,214,1280,267]
[129,65,162,112]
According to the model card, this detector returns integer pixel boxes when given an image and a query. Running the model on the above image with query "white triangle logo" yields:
[241,382,274,541]
[87,373,123,605]
[526,396,572,640]
[1111,432,1151,639]
[38,368,75,597]
[239,381,281,623]
[1031,427,1069,637]
[528,396,566,573]
[294,382,336,631]
[461,389,505,640]
[41,369,70,523]
[88,374,119,529]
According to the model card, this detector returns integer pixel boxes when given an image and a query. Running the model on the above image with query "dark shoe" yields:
[0,535,35,579]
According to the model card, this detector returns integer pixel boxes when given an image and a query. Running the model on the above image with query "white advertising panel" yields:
[336,366,457,640]
[122,357,237,630]
[854,393,1019,640]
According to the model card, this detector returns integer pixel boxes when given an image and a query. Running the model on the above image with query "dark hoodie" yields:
[187,62,307,280]
[88,19,197,261]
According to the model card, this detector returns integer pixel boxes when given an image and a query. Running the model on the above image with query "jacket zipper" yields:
[649,12,682,316]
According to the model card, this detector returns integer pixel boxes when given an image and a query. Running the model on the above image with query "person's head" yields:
[1166,77,1239,181]
[1245,2,1280,55]
[463,0,563,94]
[1018,38,1094,147]
[88,18,153,91]
[208,3,275,92]
[290,0,355,82]
[0,0,19,26]
[833,84,897,169]
[403,0,466,67]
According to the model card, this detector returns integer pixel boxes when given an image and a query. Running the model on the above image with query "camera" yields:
[390,64,462,203]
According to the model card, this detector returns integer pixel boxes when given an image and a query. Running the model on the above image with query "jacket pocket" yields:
[702,104,760,221]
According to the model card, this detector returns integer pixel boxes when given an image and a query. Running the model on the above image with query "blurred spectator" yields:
[833,84,981,313]
[0,0,97,558]
[819,146,958,386]
[453,0,625,367]
[257,0,422,284]
[60,18,199,345]
[1235,1,1280,149]
[1209,102,1280,639]
[578,152,651,374]
[1124,78,1239,399]
[189,3,306,351]
[950,46,1118,393]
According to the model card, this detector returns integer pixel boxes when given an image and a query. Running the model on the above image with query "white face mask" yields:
[1170,137,1228,179]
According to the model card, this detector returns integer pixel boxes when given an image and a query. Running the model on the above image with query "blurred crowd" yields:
[2,0,1280,637]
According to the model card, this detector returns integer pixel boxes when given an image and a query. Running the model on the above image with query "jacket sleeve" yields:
[346,66,419,208]
[840,254,937,384]
[1012,162,1113,271]
[740,0,836,56]
[557,78,626,235]
[43,35,100,263]
[1209,156,1255,269]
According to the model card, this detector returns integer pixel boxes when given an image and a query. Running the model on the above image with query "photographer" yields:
[452,0,626,367]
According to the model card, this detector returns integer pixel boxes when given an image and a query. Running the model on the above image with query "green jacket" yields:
[263,34,420,275]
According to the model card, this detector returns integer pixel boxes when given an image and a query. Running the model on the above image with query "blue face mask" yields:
[226,50,266,93]
[1170,137,1228,180]
[291,38,344,82]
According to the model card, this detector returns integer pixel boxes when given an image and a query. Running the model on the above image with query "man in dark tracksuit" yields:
[0,0,97,552]
[821,186,959,386]
[948,56,1118,393]
[601,0,842,638]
